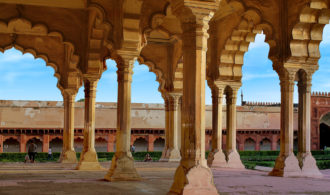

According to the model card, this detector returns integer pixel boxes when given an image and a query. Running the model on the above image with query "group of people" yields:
[24,141,53,163]
[23,142,153,163]
[130,144,152,162]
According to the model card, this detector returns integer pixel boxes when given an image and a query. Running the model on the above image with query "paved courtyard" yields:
[0,162,330,195]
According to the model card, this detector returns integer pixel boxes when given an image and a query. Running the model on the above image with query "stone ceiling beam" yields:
[0,0,87,9]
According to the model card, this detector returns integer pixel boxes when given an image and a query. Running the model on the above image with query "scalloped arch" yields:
[219,7,276,71]
[0,18,81,92]
[137,56,166,95]
[0,44,62,91]
[290,0,330,61]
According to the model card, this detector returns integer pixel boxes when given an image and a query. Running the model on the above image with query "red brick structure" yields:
[0,92,329,153]
[311,92,330,150]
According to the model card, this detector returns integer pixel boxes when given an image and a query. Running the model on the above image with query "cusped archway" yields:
[49,137,63,153]
[3,137,19,152]
[320,112,330,149]
[260,138,272,151]
[153,137,165,152]
[244,138,256,151]
[133,137,148,152]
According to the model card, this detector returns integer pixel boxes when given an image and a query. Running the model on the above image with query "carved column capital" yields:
[116,55,135,83]
[168,93,182,111]
[83,78,98,99]
[62,89,77,102]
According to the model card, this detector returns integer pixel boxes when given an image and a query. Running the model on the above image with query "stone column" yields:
[76,79,102,170]
[297,76,322,177]
[256,135,260,151]
[20,134,27,152]
[271,135,278,151]
[160,98,170,161]
[60,90,77,163]
[207,85,226,168]
[148,135,155,152]
[269,71,301,177]
[226,87,244,169]
[42,135,49,153]
[107,134,115,152]
[105,57,140,181]
[0,135,3,153]
[167,93,182,162]
[168,3,219,194]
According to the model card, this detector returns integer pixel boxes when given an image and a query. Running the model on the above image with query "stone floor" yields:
[0,162,330,195]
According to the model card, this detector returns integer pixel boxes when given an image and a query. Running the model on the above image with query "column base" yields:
[159,148,169,162]
[166,148,181,162]
[59,149,77,163]
[169,164,219,195]
[207,149,227,168]
[76,150,103,170]
[104,152,141,181]
[226,150,245,169]
[297,152,322,178]
[269,153,301,177]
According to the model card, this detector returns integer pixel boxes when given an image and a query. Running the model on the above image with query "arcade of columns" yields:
[0,0,328,193]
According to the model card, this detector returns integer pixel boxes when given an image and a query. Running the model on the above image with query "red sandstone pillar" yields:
[20,134,27,152]
[148,135,155,152]
[271,135,277,151]
[256,135,260,151]
[42,135,50,153]
[0,135,3,153]
[107,134,115,152]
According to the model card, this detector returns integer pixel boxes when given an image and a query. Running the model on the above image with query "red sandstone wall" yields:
[0,100,298,130]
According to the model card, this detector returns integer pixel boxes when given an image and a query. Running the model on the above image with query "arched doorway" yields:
[244,138,256,151]
[74,137,84,153]
[3,138,20,152]
[49,137,63,152]
[95,137,107,152]
[153,137,165,151]
[260,138,272,151]
[133,137,148,152]
[26,138,43,153]
[320,112,330,150]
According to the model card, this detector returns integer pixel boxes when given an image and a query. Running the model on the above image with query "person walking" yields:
[131,145,136,153]
[47,147,53,161]
[28,140,37,163]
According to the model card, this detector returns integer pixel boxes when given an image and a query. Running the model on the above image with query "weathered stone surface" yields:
[59,150,77,164]
[269,153,301,177]
[226,150,245,169]
[105,153,141,181]
[207,150,227,168]
[298,152,322,178]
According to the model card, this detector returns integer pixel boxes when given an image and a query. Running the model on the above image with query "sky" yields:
[0,26,330,105]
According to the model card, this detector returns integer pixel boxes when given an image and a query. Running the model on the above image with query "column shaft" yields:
[60,91,77,163]
[167,93,181,161]
[297,78,322,177]
[169,15,218,194]
[107,134,115,152]
[207,86,226,167]
[76,79,101,170]
[269,74,301,177]
[160,99,170,161]
[42,135,49,153]
[20,134,26,152]
[105,58,140,181]
[225,88,244,168]
[148,135,154,152]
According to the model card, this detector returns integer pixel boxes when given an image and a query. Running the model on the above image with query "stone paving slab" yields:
[0,162,330,195]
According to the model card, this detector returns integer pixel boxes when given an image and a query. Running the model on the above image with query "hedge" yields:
[0,152,163,162]
[1,151,330,170]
